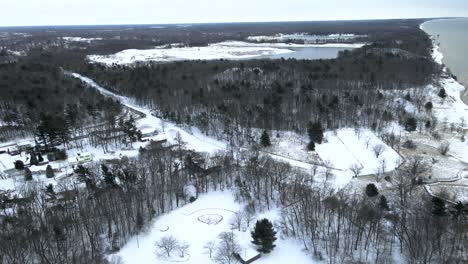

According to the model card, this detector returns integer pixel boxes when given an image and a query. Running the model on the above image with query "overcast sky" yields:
[2,0,468,27]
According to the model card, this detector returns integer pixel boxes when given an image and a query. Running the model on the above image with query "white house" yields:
[76,152,94,164]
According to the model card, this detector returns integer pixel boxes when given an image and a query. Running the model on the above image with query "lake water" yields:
[422,18,468,89]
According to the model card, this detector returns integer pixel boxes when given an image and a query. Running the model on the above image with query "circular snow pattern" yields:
[197,214,223,225]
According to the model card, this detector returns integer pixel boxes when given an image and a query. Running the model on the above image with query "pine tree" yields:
[14,160,24,170]
[251,218,277,253]
[365,183,379,197]
[379,195,389,210]
[45,184,55,198]
[46,165,54,178]
[260,130,271,147]
[102,164,115,186]
[307,140,315,151]
[307,121,324,144]
[119,115,142,145]
[438,88,447,98]
[37,153,44,163]
[432,197,447,217]
[29,152,38,166]
[24,168,32,181]
[453,201,466,218]
[404,117,417,132]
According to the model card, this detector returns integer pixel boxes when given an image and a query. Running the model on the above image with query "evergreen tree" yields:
[365,183,379,197]
[119,115,142,145]
[307,140,315,151]
[102,164,115,186]
[307,121,324,144]
[424,101,433,111]
[45,184,55,198]
[46,165,54,178]
[37,153,44,163]
[24,167,32,181]
[438,88,447,99]
[432,197,447,217]
[29,152,38,166]
[404,117,417,132]
[14,160,24,170]
[251,218,277,253]
[453,201,466,218]
[260,130,271,147]
[379,195,390,210]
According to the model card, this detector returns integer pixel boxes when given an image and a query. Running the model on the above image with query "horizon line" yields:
[1,16,466,29]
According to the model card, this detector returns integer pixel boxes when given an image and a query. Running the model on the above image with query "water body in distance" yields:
[422,18,468,88]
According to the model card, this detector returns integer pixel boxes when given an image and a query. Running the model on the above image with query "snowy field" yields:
[316,128,401,175]
[62,37,103,42]
[111,191,313,264]
[87,41,365,65]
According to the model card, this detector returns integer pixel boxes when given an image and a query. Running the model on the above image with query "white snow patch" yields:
[315,128,401,176]
[62,37,103,43]
[113,190,313,264]
[87,41,365,65]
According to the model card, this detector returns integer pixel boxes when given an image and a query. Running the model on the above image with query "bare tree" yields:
[372,144,386,158]
[155,236,180,258]
[214,232,241,264]
[438,141,450,155]
[349,163,363,178]
[229,211,245,231]
[203,240,217,259]
[364,136,372,149]
[177,242,190,258]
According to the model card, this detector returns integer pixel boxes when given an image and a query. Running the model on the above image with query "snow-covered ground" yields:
[87,41,365,65]
[62,37,103,43]
[111,190,313,264]
[247,33,366,43]
[88,42,294,65]
[71,73,228,154]
[0,73,401,192]
[316,128,401,175]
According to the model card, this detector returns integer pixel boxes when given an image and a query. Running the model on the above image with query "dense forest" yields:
[81,32,439,145]
[1,142,466,263]
[0,57,122,142]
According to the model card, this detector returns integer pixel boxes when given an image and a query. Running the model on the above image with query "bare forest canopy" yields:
[75,20,439,144]
[0,60,122,141]
[1,19,465,264]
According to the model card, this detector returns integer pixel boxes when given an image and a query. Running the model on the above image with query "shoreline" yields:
[420,20,468,106]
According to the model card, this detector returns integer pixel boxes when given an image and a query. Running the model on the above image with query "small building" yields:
[76,152,94,164]
[141,128,158,139]
[17,141,32,152]
[7,146,20,156]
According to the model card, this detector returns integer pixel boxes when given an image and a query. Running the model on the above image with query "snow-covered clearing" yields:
[112,190,313,264]
[87,41,365,65]
[62,37,103,43]
[316,128,401,176]
[88,42,294,65]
